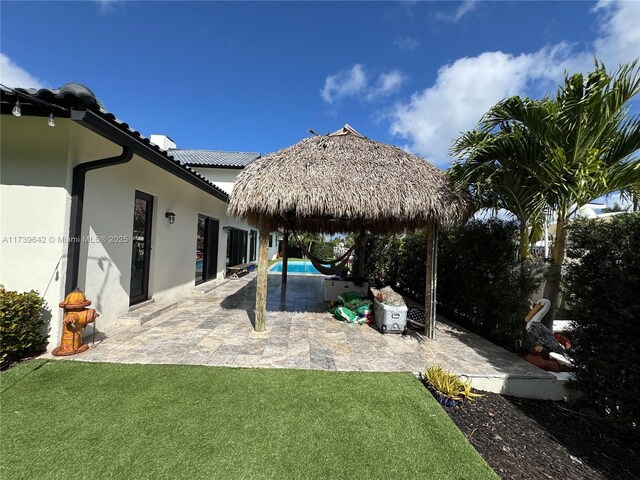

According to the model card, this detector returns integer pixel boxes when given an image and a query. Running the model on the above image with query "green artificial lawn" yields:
[1,360,496,480]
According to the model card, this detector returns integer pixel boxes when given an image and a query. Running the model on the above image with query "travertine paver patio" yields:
[49,273,555,384]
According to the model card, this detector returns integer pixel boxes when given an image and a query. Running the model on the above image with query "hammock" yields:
[305,243,356,266]
[294,236,356,275]
[283,223,360,276]
[307,253,352,276]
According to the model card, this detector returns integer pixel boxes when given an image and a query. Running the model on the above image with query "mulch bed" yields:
[443,391,640,480]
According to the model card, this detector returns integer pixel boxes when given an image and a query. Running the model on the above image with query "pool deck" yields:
[44,273,570,400]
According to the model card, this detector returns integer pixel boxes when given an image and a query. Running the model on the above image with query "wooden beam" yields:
[255,221,270,332]
[282,231,289,285]
[424,219,439,339]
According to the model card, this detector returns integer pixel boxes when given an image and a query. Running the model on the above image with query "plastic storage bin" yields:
[373,298,408,334]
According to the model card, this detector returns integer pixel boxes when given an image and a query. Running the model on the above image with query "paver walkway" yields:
[48,273,554,382]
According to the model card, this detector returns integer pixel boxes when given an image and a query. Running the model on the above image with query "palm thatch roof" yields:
[228,125,470,234]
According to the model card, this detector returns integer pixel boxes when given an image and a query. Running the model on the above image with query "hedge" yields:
[437,220,543,347]
[564,213,640,428]
[311,242,336,261]
[362,219,543,349]
[0,288,48,367]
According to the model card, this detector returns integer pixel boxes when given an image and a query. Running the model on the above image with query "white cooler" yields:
[373,298,408,334]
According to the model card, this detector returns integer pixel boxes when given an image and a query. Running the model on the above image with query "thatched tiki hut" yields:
[228,125,469,338]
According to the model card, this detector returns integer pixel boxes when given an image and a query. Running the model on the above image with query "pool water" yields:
[269,260,323,275]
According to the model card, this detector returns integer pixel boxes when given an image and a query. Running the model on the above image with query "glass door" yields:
[196,215,219,284]
[196,215,206,284]
[249,230,257,261]
[205,218,219,280]
[240,230,248,263]
[226,228,248,266]
[130,191,153,305]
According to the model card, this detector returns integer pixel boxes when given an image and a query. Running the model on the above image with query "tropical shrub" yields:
[356,234,400,286]
[564,213,640,428]
[451,62,640,328]
[396,231,427,301]
[424,365,482,402]
[0,288,48,367]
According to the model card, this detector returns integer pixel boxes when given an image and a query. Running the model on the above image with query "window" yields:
[269,234,273,248]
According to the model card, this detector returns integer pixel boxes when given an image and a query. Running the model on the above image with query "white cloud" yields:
[389,0,640,167]
[0,53,45,89]
[320,64,368,104]
[393,37,421,51]
[321,65,407,104]
[593,0,640,68]
[399,0,418,15]
[436,0,479,23]
[367,70,407,101]
[94,0,121,14]
[453,0,478,22]
[390,47,578,166]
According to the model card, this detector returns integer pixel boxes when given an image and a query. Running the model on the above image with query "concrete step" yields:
[190,278,226,296]
[416,370,575,401]
[116,300,178,327]
[461,372,575,401]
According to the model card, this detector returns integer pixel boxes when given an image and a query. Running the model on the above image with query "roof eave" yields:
[70,109,229,203]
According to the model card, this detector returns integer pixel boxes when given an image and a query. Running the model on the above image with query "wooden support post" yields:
[282,231,289,285]
[358,234,366,279]
[424,219,439,340]
[255,222,270,332]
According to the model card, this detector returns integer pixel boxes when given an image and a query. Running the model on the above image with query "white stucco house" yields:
[0,83,272,350]
[160,142,282,263]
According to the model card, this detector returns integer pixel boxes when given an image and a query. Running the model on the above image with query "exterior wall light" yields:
[12,99,21,117]
[223,226,231,233]
[165,211,176,224]
[1,85,70,124]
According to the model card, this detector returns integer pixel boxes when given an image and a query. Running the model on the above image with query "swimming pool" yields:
[269,260,323,275]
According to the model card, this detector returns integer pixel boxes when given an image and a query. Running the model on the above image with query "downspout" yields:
[64,145,134,294]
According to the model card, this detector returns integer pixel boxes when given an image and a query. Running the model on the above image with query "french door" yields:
[249,230,257,262]
[196,215,219,284]
[226,228,248,266]
[130,191,153,305]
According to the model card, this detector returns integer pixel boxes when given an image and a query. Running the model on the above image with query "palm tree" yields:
[620,185,640,212]
[453,60,640,328]
[601,202,629,213]
[450,125,547,260]
[297,232,324,256]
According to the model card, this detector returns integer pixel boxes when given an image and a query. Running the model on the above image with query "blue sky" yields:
[1,1,639,173]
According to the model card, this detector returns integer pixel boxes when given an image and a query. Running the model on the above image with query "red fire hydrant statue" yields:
[52,288,99,356]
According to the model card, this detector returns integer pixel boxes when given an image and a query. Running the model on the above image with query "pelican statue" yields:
[524,299,565,354]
